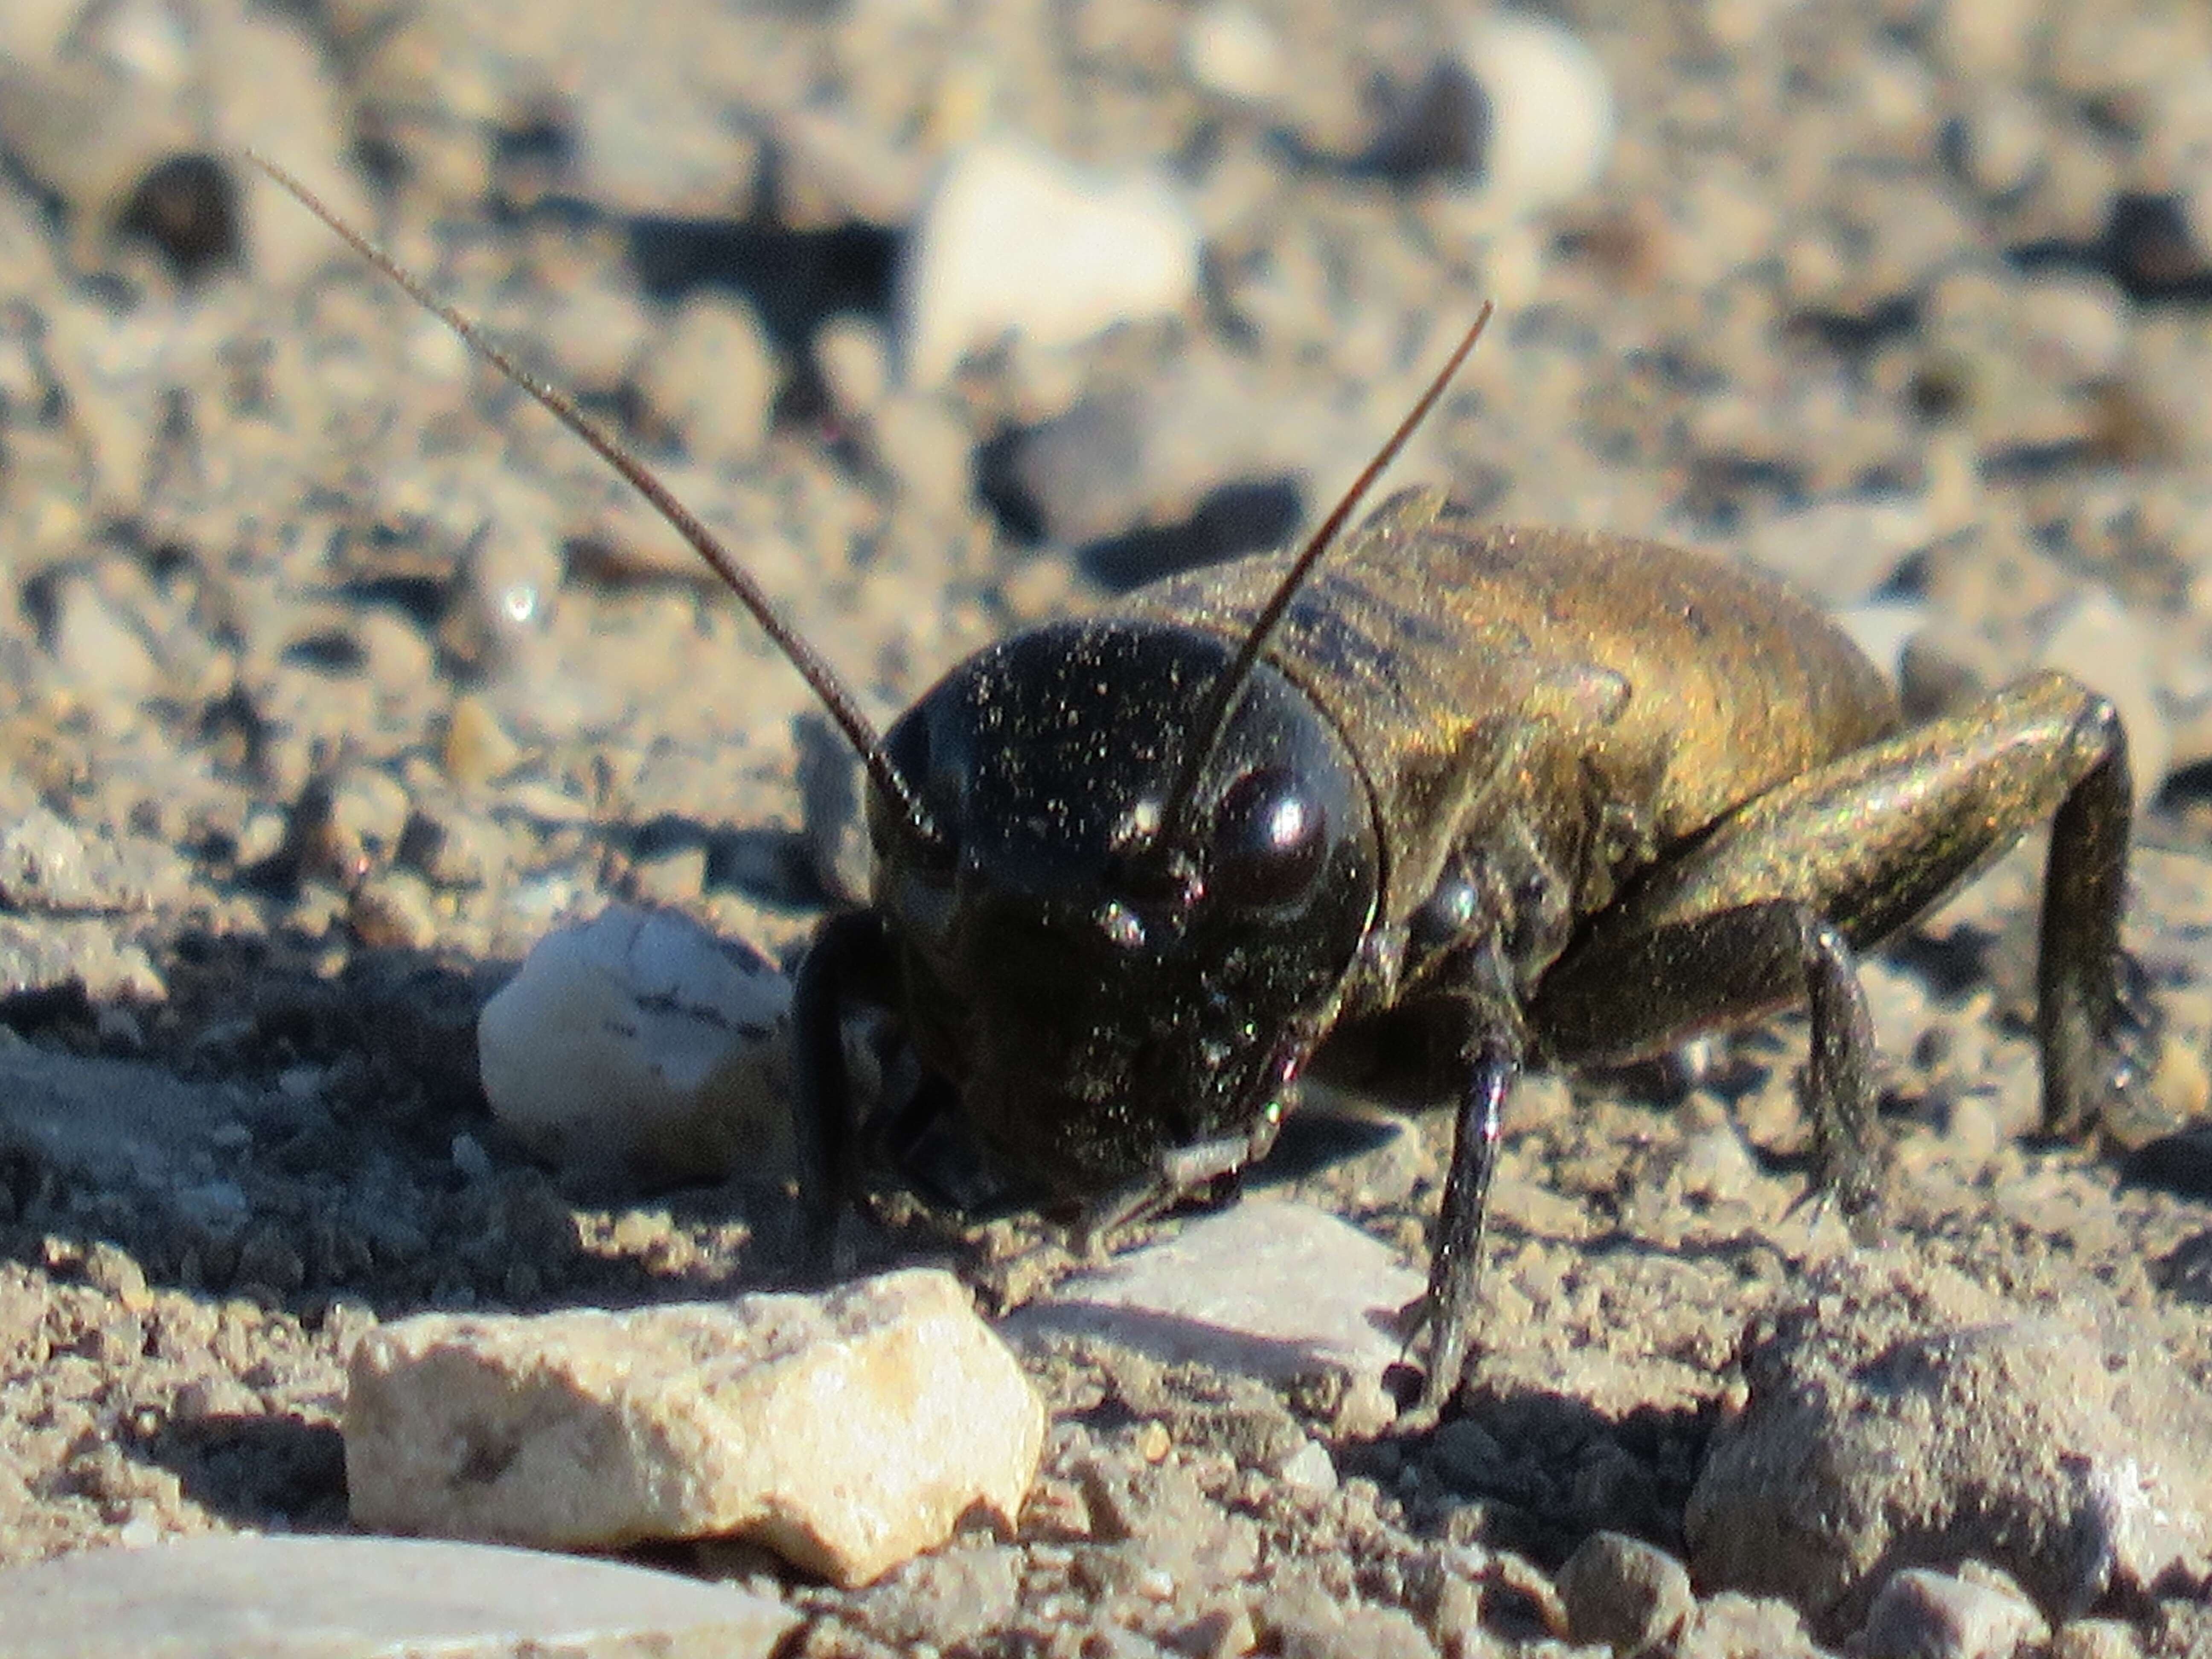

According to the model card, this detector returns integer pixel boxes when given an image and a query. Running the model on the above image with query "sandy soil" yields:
[3,0,2212,1651]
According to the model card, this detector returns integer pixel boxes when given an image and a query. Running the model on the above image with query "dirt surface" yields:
[5,0,2212,1652]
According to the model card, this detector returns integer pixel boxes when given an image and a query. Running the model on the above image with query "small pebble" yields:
[2052,1618,2149,1659]
[348,870,439,951]
[536,268,653,397]
[1944,89,2046,202]
[1674,1110,1760,1204]
[1275,1439,1337,1494]
[450,1133,494,1183]
[440,696,524,789]
[815,315,891,414]
[49,573,162,703]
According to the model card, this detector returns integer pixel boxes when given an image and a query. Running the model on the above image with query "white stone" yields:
[898,140,1202,387]
[1457,12,1615,216]
[1003,1197,1423,1427]
[345,1268,1045,1588]
[476,904,792,1184]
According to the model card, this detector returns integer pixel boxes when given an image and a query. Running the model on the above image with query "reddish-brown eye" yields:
[1209,768,1326,907]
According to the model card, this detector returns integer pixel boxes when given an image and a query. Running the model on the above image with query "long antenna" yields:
[247,151,943,853]
[1156,303,1494,843]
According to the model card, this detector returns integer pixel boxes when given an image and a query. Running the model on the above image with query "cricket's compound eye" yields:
[1208,767,1327,908]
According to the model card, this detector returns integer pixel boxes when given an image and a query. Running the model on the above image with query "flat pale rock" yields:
[346,1268,1044,1587]
[0,1534,796,1659]
[1003,1198,1422,1420]
[0,1042,248,1209]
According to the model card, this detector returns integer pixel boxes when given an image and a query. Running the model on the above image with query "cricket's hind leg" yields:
[1529,670,2150,1201]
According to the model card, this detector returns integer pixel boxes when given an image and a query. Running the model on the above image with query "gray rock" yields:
[852,1543,1025,1649]
[1686,1252,2212,1636]
[1556,1530,1695,1655]
[1275,1438,1338,1494]
[345,1267,1045,1587]
[1002,351,1345,553]
[0,1533,796,1658]
[1002,1198,1423,1431]
[1858,1564,2049,1659]
[1262,1594,1438,1659]
[1831,599,1935,686]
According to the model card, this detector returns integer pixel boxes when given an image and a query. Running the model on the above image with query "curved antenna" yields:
[1156,303,1494,843]
[247,151,944,853]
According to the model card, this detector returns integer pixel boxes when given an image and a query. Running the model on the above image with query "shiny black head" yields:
[869,617,1380,1196]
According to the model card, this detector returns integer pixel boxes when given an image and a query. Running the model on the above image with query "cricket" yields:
[255,152,2150,1426]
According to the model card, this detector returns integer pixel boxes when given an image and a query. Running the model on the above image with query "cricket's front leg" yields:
[1529,669,2150,1199]
[791,907,901,1270]
[1401,1022,1521,1429]
[1343,915,1532,1427]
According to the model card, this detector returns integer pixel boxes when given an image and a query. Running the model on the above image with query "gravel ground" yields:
[5,0,2212,1652]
